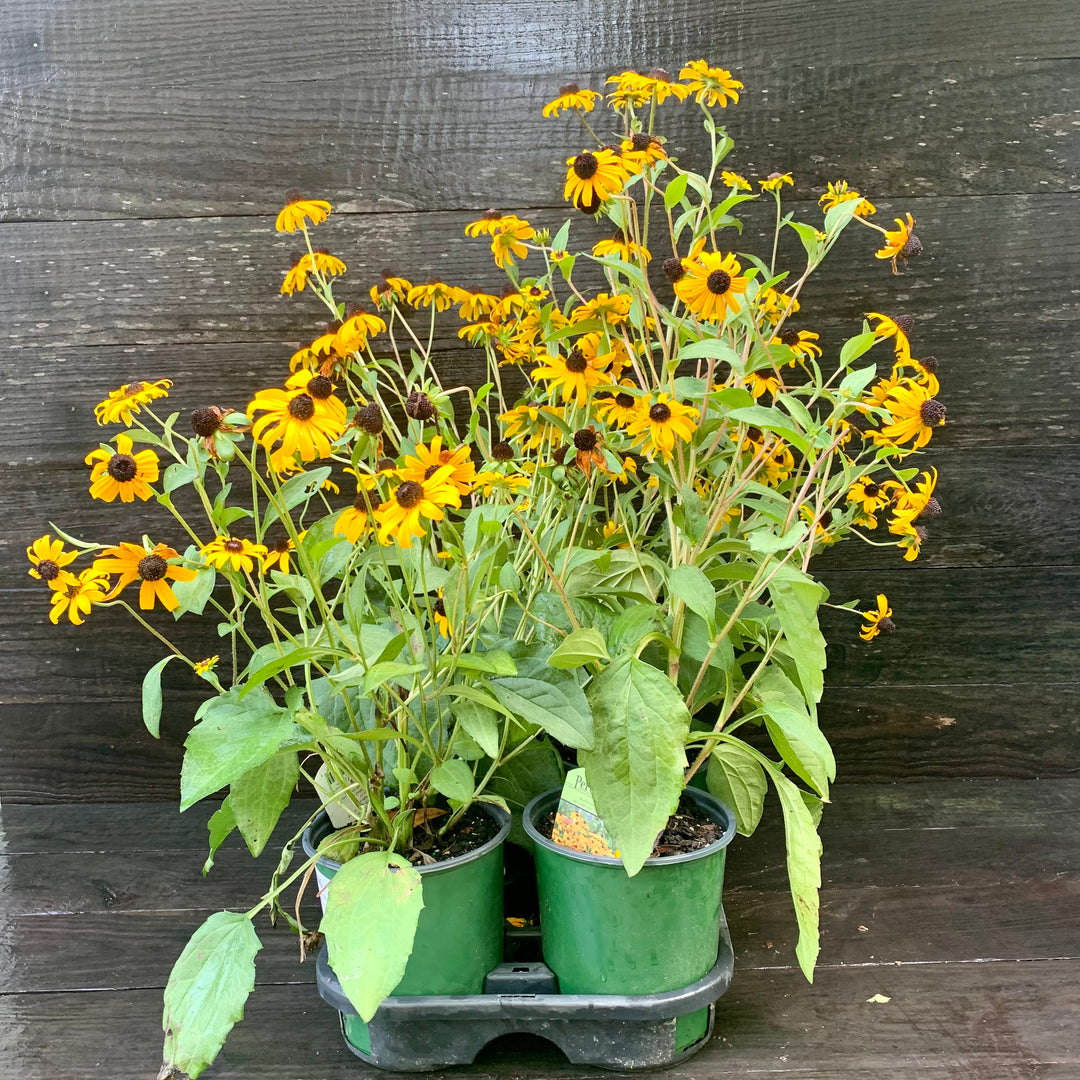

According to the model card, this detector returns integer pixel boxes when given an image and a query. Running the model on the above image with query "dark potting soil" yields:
[406,804,500,866]
[539,793,723,858]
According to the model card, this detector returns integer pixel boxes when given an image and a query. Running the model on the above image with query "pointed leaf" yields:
[230,751,300,857]
[453,698,501,758]
[489,659,594,750]
[706,744,767,836]
[668,564,716,631]
[203,798,236,875]
[322,851,425,1021]
[161,911,262,1079]
[548,628,610,669]
[430,759,475,803]
[581,655,690,875]
[769,565,828,706]
[142,654,178,738]
[763,701,835,799]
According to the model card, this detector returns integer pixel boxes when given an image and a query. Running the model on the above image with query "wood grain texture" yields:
[3,58,1076,221]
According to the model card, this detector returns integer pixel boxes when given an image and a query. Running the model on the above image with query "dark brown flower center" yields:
[650,402,672,423]
[223,539,244,553]
[396,481,424,508]
[920,356,939,374]
[138,554,168,581]
[615,392,636,409]
[357,403,383,435]
[662,257,685,283]
[573,427,598,451]
[630,132,653,151]
[106,453,138,482]
[573,152,599,180]
[921,496,943,518]
[288,394,316,420]
[901,235,923,259]
[779,328,801,347]
[706,269,732,295]
[646,67,671,81]
[122,381,146,397]
[36,559,60,581]
[894,314,915,334]
[558,83,580,96]
[552,445,570,465]
[482,209,502,221]
[405,390,435,421]
[191,407,222,437]
[819,510,834,528]
[353,490,374,512]
[863,482,881,498]
[577,191,603,215]
[878,616,896,634]
[424,464,441,480]
[565,347,589,373]
[920,399,947,425]
[492,440,513,461]
[307,376,334,400]
[284,188,302,204]
[272,537,291,553]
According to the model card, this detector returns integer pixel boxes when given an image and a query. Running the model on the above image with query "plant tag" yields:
[552,768,619,857]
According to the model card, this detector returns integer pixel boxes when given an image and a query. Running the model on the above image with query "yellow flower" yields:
[620,132,668,173]
[335,482,383,544]
[866,312,914,363]
[201,536,268,574]
[533,348,612,407]
[771,328,822,364]
[473,470,530,497]
[592,233,651,263]
[275,191,331,233]
[604,71,653,108]
[625,394,699,459]
[194,655,220,676]
[745,370,784,399]
[282,250,346,294]
[400,437,476,496]
[592,387,641,428]
[432,589,451,638]
[759,172,794,193]
[721,170,752,191]
[407,279,456,311]
[570,292,633,326]
[375,468,462,549]
[875,213,921,273]
[563,149,628,213]
[85,433,160,503]
[819,180,876,218]
[94,379,173,426]
[48,568,110,626]
[93,542,197,612]
[874,379,946,449]
[248,370,347,463]
[263,532,305,574]
[370,273,413,307]
[674,250,749,323]
[464,211,509,237]
[859,594,895,641]
[755,287,800,326]
[542,84,600,117]
[679,61,743,107]
[456,290,501,321]
[800,506,837,546]
[335,305,386,354]
[847,476,892,529]
[499,405,565,450]
[27,534,79,583]
[490,216,534,268]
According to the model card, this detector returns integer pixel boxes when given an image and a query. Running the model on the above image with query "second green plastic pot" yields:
[523,786,735,998]
[303,803,510,1055]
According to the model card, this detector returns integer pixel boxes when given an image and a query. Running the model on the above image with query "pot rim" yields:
[302,801,511,876]
[523,786,735,868]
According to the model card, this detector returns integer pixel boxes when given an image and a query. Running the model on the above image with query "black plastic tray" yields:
[315,914,734,1071]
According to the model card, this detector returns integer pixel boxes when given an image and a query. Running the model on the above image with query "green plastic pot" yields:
[523,786,734,1049]
[303,803,510,1055]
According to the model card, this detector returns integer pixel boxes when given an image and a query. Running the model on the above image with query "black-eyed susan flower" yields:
[335,481,383,544]
[473,470,530,498]
[499,405,565,450]
[194,655,220,676]
[847,476,892,528]
[542,84,600,117]
[673,250,749,323]
[85,434,159,503]
[375,468,462,549]
[93,542,197,612]
[432,590,451,637]
[759,172,794,193]
[27,534,79,583]
[369,272,412,307]
[275,191,331,234]
[399,437,476,496]
[772,327,822,363]
[570,292,633,326]
[620,131,668,173]
[819,180,876,218]
[570,426,606,477]
[455,289,500,322]
[801,506,837,546]
[248,370,347,463]
[48,567,110,626]
[563,148,627,213]
[866,311,915,363]
[281,251,311,296]
[464,211,507,237]
[605,71,653,108]
[592,232,651,263]
[407,279,456,311]
[262,532,305,575]
[875,213,921,273]
[625,394,699,459]
[201,536,268,574]
[745,370,784,399]
[894,467,941,521]
[859,594,895,641]
[533,348,612,407]
[721,170,752,191]
[679,60,743,107]
[875,379,946,449]
[94,379,172,426]
[890,518,927,562]
[756,287,800,326]
[490,216,534,268]
[335,304,386,354]
[593,388,641,428]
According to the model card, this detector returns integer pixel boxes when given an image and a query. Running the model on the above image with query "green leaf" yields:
[747,524,808,555]
[453,698,501,758]
[322,851,425,1022]
[726,405,810,454]
[260,467,333,532]
[142,655,178,738]
[161,911,262,1079]
[769,565,828,706]
[823,198,863,236]
[488,739,566,817]
[664,172,689,208]
[676,338,745,372]
[668,564,716,631]
[703,744,763,834]
[839,332,878,367]
[489,659,594,750]
[180,690,295,810]
[762,701,835,798]
[172,563,216,618]
[786,219,823,262]
[239,644,343,698]
[760,761,823,981]
[361,661,425,695]
[548,628,610,669]
[229,751,300,857]
[203,798,236,875]
[581,655,690,875]
[453,649,518,677]
[838,363,878,398]
[163,462,198,494]
[430,758,475,803]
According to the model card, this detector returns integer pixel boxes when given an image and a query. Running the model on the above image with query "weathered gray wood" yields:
[3,58,1076,221]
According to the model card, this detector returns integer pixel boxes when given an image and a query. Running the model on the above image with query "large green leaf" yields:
[768,564,828,706]
[668,564,716,631]
[180,690,295,811]
[430,758,475,803]
[322,851,425,1022]
[161,911,262,1079]
[548,628,610,669]
[452,698,501,758]
[580,655,690,875]
[229,751,300,857]
[706,743,767,836]
[489,658,594,750]
[141,654,178,738]
[762,701,835,799]
[760,760,823,981]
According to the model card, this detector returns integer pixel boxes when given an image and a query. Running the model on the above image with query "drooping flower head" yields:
[876,213,922,273]
[48,568,110,626]
[94,379,173,427]
[859,594,895,641]
[819,180,876,218]
[542,84,600,117]
[275,191,331,234]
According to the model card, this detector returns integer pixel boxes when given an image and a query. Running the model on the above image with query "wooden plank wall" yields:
[1,0,1077,801]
